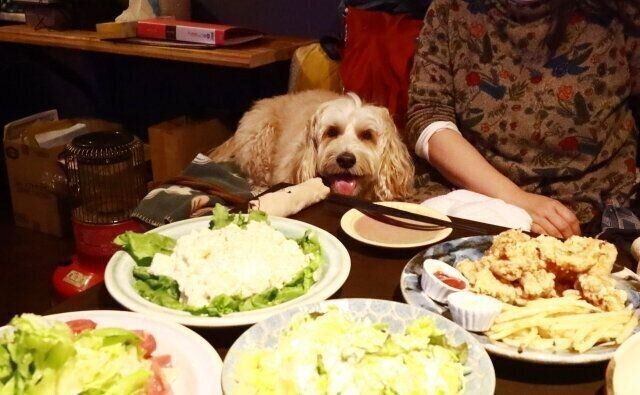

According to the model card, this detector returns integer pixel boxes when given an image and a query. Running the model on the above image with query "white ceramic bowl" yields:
[0,311,224,395]
[222,299,496,395]
[420,259,468,303]
[447,291,502,332]
[105,216,351,327]
[611,331,640,395]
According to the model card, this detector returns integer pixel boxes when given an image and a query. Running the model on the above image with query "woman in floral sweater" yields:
[407,0,639,237]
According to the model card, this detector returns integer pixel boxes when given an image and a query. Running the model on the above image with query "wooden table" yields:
[0,24,312,68]
[0,223,75,320]
[35,201,622,395]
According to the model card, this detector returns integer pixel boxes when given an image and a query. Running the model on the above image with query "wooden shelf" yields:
[0,13,26,23]
[0,24,313,68]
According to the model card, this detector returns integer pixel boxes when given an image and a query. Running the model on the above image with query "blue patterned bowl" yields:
[401,235,640,364]
[222,298,495,394]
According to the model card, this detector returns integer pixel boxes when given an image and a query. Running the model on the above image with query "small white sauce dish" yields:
[420,259,469,304]
[447,291,503,332]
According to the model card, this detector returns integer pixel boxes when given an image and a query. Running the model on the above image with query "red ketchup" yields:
[433,271,466,290]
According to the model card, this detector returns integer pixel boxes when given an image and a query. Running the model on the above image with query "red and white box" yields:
[136,18,263,46]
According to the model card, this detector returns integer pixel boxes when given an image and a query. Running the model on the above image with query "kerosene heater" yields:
[53,131,147,297]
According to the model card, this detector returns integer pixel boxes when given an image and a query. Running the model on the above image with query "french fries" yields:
[486,296,639,353]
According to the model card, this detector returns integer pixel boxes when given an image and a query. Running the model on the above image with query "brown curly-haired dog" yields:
[209,90,414,200]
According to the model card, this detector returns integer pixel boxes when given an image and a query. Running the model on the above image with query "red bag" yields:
[340,8,424,130]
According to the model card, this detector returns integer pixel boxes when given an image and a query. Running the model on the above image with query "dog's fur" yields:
[209,90,414,200]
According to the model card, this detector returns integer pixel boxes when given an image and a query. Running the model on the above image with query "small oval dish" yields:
[447,291,502,332]
[340,202,452,249]
[421,259,469,303]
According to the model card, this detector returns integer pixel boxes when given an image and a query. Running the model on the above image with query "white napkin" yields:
[115,0,156,23]
[631,237,640,274]
[34,123,88,149]
[421,190,532,231]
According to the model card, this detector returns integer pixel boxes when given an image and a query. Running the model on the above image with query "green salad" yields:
[234,308,468,395]
[115,204,325,317]
[0,314,168,395]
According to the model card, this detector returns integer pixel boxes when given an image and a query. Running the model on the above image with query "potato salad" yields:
[148,221,312,307]
[115,204,324,317]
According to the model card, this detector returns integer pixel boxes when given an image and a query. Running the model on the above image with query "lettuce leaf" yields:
[113,231,175,267]
[209,203,268,229]
[132,230,324,317]
[132,267,185,311]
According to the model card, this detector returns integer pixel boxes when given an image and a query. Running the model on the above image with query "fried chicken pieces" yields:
[575,274,627,312]
[457,230,627,311]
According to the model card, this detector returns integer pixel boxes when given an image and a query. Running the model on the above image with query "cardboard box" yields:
[4,111,121,237]
[149,116,233,182]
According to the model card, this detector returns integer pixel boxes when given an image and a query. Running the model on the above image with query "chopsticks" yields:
[360,210,446,231]
[326,193,492,235]
[150,176,494,235]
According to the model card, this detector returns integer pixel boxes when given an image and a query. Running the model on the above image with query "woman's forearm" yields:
[427,129,581,237]
[427,129,522,202]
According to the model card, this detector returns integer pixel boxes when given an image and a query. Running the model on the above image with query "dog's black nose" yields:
[336,152,356,169]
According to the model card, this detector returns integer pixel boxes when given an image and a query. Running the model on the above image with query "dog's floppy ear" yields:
[375,109,415,200]
[293,110,321,184]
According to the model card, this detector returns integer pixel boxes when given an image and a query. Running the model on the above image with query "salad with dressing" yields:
[232,307,468,394]
[115,204,325,317]
[0,314,171,394]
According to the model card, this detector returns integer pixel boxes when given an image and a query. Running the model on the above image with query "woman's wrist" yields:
[427,131,531,208]
[496,185,529,208]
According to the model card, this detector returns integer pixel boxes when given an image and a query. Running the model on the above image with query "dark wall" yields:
[0,1,343,222]
[193,0,342,38]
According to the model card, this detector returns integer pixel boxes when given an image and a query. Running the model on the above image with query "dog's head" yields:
[295,93,414,201]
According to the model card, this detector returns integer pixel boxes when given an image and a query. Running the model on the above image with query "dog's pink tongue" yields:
[331,176,357,196]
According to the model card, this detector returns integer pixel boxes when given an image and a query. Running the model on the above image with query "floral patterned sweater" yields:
[407,0,639,223]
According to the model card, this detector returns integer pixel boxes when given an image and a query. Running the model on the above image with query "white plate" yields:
[607,331,640,395]
[222,299,495,395]
[4,310,223,395]
[340,201,452,248]
[400,236,640,364]
[105,216,351,327]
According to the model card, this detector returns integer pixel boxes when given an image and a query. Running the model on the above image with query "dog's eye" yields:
[359,129,375,141]
[325,127,340,138]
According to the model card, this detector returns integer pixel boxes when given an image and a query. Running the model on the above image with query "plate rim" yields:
[105,216,351,327]
[339,201,453,249]
[608,330,640,394]
[221,298,496,395]
[399,235,632,364]
[7,309,223,395]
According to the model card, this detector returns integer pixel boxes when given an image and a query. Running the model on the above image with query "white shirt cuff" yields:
[414,121,460,161]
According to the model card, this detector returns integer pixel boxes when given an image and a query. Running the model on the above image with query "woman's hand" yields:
[427,131,581,238]
[509,191,581,238]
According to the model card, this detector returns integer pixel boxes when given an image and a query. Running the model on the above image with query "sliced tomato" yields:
[146,375,166,395]
[133,330,157,358]
[152,355,172,367]
[147,356,172,395]
[66,319,97,334]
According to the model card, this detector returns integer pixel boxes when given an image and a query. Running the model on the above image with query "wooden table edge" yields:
[0,24,315,68]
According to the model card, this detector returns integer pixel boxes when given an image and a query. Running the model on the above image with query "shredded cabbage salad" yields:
[233,307,468,395]
[0,314,170,395]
